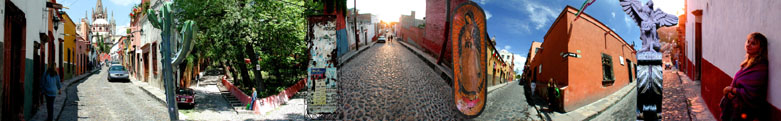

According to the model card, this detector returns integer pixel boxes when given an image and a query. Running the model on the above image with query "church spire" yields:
[96,0,103,10]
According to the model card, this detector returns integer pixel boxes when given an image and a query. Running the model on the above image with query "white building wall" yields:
[345,22,356,48]
[1,1,4,45]
[143,0,165,90]
[10,0,46,59]
[687,0,781,108]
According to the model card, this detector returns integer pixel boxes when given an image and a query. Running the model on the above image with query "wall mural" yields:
[306,15,339,114]
[450,1,488,117]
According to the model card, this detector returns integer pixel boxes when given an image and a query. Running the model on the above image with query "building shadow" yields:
[55,73,90,121]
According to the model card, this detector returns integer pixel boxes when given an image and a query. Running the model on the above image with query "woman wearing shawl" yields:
[720,32,770,121]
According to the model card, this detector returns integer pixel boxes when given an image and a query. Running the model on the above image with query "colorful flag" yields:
[574,0,596,21]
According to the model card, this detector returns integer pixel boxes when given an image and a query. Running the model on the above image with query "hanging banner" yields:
[450,1,488,117]
[306,15,339,114]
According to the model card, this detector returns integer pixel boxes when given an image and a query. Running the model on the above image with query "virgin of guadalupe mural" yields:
[450,2,488,117]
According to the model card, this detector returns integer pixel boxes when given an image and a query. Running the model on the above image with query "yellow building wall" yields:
[62,13,77,79]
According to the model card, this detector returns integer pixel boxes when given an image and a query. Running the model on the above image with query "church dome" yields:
[93,19,109,25]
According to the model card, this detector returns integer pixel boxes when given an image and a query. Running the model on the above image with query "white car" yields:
[377,36,386,43]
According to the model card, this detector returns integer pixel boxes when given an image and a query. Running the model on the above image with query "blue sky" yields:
[59,0,139,34]
[476,0,651,74]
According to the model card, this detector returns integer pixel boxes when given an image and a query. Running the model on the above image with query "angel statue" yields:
[620,0,678,120]
[620,0,678,54]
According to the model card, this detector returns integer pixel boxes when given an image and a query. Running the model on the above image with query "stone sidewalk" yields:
[487,80,513,94]
[31,68,100,121]
[527,81,637,121]
[663,68,716,121]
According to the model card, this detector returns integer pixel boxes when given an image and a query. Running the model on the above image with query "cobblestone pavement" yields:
[526,82,636,121]
[471,81,530,120]
[591,85,636,121]
[339,41,466,120]
[662,69,692,121]
[58,67,169,121]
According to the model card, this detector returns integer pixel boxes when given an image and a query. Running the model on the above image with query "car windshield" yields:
[109,66,125,71]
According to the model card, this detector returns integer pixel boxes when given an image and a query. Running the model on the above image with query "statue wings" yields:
[652,9,679,27]
[620,0,647,27]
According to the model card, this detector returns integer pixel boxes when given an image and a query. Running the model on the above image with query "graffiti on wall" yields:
[450,1,488,117]
[306,15,339,114]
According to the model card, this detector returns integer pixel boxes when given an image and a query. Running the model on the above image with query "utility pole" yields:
[354,0,359,50]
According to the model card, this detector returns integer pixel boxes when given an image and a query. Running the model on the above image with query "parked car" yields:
[176,88,196,108]
[377,36,386,43]
[107,65,129,82]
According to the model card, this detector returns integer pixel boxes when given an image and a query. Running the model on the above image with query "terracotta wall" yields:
[530,6,635,112]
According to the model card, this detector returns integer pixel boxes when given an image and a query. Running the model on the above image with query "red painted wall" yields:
[700,59,735,119]
[396,0,468,63]
[530,6,635,112]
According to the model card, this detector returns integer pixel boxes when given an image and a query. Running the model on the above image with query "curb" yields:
[486,81,513,94]
[397,40,454,85]
[52,68,100,121]
[584,82,637,120]
[337,41,376,67]
[129,77,167,105]
[138,85,167,105]
[527,81,637,121]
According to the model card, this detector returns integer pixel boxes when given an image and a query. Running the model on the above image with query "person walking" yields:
[40,63,62,121]
[720,32,770,121]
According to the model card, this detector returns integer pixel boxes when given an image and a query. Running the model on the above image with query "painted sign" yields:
[450,2,488,117]
[306,15,339,114]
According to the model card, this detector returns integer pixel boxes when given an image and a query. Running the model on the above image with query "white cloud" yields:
[504,45,511,50]
[476,0,489,5]
[505,18,531,34]
[612,12,616,18]
[513,54,527,74]
[109,0,139,6]
[624,15,634,28]
[485,10,493,20]
[523,0,558,30]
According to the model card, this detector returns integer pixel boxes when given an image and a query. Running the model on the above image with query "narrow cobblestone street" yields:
[339,40,466,120]
[472,81,530,120]
[662,69,691,121]
[58,67,169,121]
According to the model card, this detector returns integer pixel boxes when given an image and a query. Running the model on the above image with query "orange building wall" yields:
[530,6,636,112]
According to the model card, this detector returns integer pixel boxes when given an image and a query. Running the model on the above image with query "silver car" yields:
[107,65,130,82]
[377,36,386,43]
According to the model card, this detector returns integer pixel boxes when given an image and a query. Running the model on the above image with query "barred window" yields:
[602,53,614,86]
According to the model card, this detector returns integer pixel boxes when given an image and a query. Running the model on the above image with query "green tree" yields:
[173,0,321,96]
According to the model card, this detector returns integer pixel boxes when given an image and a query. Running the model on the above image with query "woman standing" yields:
[720,32,769,121]
[40,63,62,121]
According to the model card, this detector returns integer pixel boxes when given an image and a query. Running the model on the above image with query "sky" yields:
[347,0,427,21]
[475,0,683,74]
[59,0,139,35]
